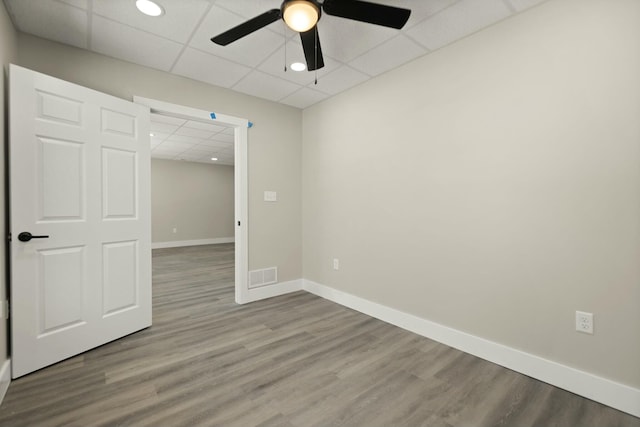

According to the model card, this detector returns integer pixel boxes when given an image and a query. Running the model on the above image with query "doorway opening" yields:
[134,97,249,304]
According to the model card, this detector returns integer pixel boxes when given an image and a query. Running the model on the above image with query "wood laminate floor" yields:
[1,243,638,426]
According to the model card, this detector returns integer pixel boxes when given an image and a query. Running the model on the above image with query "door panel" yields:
[38,246,85,335]
[102,148,137,218]
[102,241,138,316]
[39,137,84,220]
[10,64,151,378]
[36,90,83,126]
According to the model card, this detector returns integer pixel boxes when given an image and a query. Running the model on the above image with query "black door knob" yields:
[18,232,50,242]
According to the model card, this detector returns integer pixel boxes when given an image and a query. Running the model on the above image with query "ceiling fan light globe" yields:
[283,0,319,32]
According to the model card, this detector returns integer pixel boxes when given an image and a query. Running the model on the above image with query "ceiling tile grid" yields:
[150,113,235,165]
[172,46,252,88]
[4,0,551,111]
[92,0,211,44]
[91,15,184,71]
[3,0,549,162]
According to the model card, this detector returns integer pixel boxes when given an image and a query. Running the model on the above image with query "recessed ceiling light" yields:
[149,132,155,136]
[211,157,218,161]
[290,62,306,72]
[136,0,164,17]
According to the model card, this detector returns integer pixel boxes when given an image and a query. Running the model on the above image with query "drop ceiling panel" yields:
[406,0,512,51]
[92,0,212,43]
[58,0,87,8]
[506,0,549,12]
[5,0,88,49]
[317,15,398,63]
[156,141,194,151]
[309,66,370,95]
[172,47,251,88]
[150,135,169,145]
[350,34,427,77]
[91,15,183,71]
[213,0,282,19]
[233,70,302,102]
[280,87,330,109]
[174,126,215,139]
[165,134,202,145]
[189,5,283,68]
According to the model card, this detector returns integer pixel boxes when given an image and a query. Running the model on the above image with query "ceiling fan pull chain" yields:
[283,22,287,72]
[314,26,318,84]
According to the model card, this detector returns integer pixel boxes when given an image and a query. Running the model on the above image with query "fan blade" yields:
[323,0,410,29]
[300,26,325,71]
[211,9,281,46]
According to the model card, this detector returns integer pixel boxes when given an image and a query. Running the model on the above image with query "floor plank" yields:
[0,243,638,426]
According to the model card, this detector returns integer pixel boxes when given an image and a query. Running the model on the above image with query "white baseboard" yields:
[0,359,10,405]
[152,237,234,249]
[241,279,302,304]
[302,279,640,418]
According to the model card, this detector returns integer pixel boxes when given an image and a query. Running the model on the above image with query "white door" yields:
[9,65,152,378]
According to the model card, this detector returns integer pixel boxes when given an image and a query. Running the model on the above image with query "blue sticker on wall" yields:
[248,121,254,128]
[210,112,217,119]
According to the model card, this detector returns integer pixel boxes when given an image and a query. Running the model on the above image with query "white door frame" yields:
[133,97,250,304]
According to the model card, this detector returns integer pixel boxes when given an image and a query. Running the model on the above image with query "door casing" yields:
[133,97,251,304]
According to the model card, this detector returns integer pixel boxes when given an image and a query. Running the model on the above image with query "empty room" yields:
[0,0,638,425]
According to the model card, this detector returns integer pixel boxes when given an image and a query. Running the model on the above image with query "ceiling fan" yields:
[211,0,411,71]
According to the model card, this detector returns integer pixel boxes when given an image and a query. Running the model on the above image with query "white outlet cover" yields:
[576,311,594,334]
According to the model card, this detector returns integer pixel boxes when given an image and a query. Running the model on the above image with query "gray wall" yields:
[16,33,302,282]
[0,0,17,369]
[302,0,640,388]
[151,159,234,244]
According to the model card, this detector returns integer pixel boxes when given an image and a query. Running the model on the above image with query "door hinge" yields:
[237,221,241,226]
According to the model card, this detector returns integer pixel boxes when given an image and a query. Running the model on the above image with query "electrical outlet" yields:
[333,258,339,270]
[576,311,594,334]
